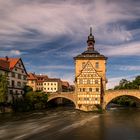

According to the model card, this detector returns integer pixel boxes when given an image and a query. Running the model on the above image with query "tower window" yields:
[82,62,86,68]
[95,62,99,68]
[87,79,90,84]
[95,79,98,84]
[89,88,92,92]
[96,88,99,92]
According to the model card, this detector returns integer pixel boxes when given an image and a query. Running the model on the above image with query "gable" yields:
[77,61,100,79]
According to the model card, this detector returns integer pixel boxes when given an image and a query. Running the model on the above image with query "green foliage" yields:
[113,76,140,107]
[12,91,48,112]
[24,85,33,93]
[112,96,136,107]
[114,76,140,90]
[0,74,8,103]
[0,74,8,112]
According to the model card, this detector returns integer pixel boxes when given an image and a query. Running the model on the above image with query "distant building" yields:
[27,73,48,91]
[27,73,71,93]
[0,57,28,101]
[27,73,37,91]
[61,81,70,92]
[43,79,62,93]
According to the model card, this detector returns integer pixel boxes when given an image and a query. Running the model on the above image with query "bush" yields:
[12,91,48,112]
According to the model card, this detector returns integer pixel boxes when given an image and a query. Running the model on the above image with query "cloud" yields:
[99,41,140,56]
[0,0,140,86]
[0,50,22,56]
[0,0,139,48]
[107,73,140,89]
[37,65,74,70]
[118,65,140,71]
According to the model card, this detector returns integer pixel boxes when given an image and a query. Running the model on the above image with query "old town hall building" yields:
[74,28,107,111]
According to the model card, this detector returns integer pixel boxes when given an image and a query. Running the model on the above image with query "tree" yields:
[0,74,8,112]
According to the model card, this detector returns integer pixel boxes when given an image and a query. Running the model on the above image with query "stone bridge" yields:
[48,92,77,107]
[103,90,140,109]
[48,90,140,110]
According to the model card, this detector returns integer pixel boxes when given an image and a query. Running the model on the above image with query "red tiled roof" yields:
[0,59,9,71]
[36,75,48,82]
[0,57,20,70]
[27,73,37,80]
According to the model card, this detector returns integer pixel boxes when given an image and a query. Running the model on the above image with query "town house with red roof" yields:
[0,56,27,101]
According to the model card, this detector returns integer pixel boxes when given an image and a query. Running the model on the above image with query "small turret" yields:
[87,27,95,51]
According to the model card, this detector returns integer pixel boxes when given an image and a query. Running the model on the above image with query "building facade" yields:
[27,73,48,91]
[43,79,62,93]
[0,57,28,101]
[74,28,107,111]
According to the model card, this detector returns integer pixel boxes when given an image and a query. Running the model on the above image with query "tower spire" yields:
[90,26,92,35]
[87,27,95,51]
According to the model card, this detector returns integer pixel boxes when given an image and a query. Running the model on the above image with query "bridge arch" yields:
[47,92,77,107]
[104,90,140,109]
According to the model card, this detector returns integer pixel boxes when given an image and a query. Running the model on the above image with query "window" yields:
[23,75,26,80]
[96,88,99,92]
[87,79,90,84]
[12,80,15,87]
[15,68,17,71]
[95,62,99,68]
[95,79,98,84]
[79,79,83,84]
[89,88,92,92]
[18,74,21,79]
[44,83,46,85]
[51,83,53,85]
[48,83,49,85]
[82,62,86,68]
[12,72,15,77]
[17,81,21,87]
[48,88,49,90]
[83,88,85,92]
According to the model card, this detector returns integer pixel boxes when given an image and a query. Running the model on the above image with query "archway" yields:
[105,95,140,109]
[47,97,76,108]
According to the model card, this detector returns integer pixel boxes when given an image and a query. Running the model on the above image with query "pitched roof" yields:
[0,59,10,71]
[36,75,48,82]
[44,78,61,82]
[0,57,20,70]
[27,73,37,80]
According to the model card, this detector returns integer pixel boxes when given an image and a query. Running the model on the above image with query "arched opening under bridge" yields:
[47,97,76,108]
[105,95,140,109]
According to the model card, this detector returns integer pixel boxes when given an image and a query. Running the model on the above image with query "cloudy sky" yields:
[0,0,140,89]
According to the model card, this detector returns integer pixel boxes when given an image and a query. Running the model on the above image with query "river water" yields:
[0,107,140,140]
